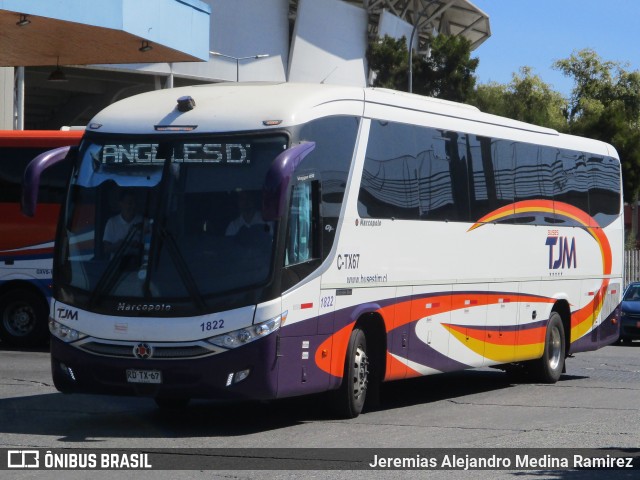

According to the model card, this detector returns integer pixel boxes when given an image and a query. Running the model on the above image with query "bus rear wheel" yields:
[531,312,566,383]
[331,327,369,418]
[0,289,49,347]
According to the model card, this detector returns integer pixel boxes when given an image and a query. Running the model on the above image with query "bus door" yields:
[278,277,327,397]
[277,177,329,397]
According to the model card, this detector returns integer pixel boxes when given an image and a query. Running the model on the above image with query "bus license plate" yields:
[126,369,162,384]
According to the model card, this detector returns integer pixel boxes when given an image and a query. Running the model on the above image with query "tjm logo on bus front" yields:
[57,308,78,320]
[545,231,577,270]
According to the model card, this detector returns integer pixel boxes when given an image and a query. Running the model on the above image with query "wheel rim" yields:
[2,301,36,337]
[548,325,562,371]
[352,346,369,400]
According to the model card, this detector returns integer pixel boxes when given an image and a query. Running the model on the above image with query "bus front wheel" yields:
[331,327,369,418]
[0,289,49,347]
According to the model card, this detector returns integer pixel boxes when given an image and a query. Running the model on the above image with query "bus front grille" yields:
[76,340,220,359]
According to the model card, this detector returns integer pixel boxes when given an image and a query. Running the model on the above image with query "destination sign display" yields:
[99,143,252,165]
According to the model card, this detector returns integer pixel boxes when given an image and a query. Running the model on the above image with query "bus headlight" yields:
[49,318,86,343]
[207,312,285,349]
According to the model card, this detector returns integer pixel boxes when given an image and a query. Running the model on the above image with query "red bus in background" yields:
[0,129,83,346]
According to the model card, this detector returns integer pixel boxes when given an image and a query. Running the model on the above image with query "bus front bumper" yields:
[50,335,280,401]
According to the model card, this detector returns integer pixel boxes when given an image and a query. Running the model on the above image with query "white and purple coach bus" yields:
[23,83,623,417]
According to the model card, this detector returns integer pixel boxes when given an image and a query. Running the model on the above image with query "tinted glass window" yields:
[444,131,470,221]
[623,284,640,301]
[357,119,620,227]
[358,121,419,220]
[467,135,488,220]
[586,155,620,225]
[0,147,70,204]
[513,143,543,224]
[296,116,359,258]
[491,139,516,219]
[61,135,287,301]
[515,143,541,202]
[285,182,313,266]
[415,128,456,221]
[556,151,590,216]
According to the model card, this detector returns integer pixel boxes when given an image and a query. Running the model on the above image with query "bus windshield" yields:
[59,134,288,305]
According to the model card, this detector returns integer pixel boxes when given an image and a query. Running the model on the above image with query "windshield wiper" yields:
[89,222,143,307]
[156,225,207,313]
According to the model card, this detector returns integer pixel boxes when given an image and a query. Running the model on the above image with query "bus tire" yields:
[0,289,49,347]
[331,327,369,418]
[531,312,565,383]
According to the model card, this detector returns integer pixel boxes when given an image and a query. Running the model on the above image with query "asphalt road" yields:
[1,341,639,479]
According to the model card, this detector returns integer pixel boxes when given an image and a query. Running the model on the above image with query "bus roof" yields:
[88,82,365,135]
[0,129,84,148]
[85,82,616,158]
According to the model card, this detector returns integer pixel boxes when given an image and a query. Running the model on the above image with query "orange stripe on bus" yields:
[315,321,355,378]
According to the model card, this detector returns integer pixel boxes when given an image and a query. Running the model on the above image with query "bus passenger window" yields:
[285,182,313,266]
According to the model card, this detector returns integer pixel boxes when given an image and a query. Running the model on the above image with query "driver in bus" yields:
[225,189,272,237]
[103,190,144,255]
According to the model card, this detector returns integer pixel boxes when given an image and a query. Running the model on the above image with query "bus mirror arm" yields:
[21,146,73,217]
[262,142,316,221]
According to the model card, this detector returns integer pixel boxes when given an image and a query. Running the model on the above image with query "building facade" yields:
[1,0,490,129]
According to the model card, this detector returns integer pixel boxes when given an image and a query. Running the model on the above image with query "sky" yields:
[469,0,640,97]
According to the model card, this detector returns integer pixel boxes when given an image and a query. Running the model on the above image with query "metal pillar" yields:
[14,67,25,130]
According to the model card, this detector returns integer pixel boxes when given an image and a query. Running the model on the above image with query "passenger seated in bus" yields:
[225,190,272,237]
[103,191,144,255]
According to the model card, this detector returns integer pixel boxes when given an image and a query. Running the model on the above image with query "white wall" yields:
[98,0,373,86]
[378,9,416,50]
[196,0,289,81]
[288,0,368,86]
[0,68,14,129]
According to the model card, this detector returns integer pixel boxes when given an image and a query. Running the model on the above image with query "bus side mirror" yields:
[21,146,76,217]
[262,142,316,221]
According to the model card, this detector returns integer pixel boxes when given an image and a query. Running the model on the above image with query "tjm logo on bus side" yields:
[545,231,577,270]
